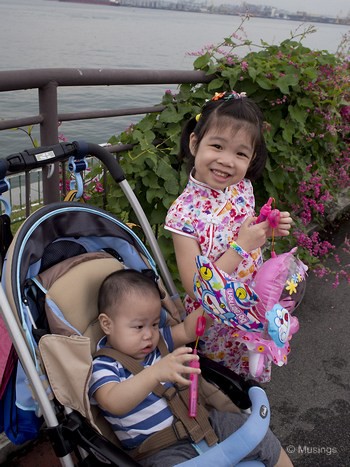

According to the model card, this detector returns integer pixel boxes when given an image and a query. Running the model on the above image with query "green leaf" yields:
[276,74,299,94]
[193,52,211,70]
[288,104,307,127]
[159,105,185,124]
[247,67,257,81]
[208,78,225,91]
[164,176,180,195]
[256,77,273,90]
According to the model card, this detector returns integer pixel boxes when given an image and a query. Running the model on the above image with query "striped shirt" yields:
[89,327,174,450]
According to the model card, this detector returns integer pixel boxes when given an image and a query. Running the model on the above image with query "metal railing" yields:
[0,68,212,210]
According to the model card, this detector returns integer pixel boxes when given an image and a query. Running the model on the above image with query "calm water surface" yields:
[0,0,349,153]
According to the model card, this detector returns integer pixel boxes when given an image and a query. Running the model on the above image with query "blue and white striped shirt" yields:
[89,327,175,450]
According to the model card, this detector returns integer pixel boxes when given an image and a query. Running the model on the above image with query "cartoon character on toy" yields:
[193,199,308,378]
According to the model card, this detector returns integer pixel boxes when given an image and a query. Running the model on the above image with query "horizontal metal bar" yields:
[58,105,165,122]
[0,115,43,131]
[0,68,211,91]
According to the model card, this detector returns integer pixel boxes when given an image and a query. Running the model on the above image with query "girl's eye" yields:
[211,144,222,150]
[237,152,249,159]
[153,322,159,329]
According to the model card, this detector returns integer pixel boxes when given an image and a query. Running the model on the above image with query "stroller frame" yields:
[0,142,270,467]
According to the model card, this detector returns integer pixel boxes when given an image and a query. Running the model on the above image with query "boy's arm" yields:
[93,365,162,416]
[93,347,200,416]
[171,306,213,348]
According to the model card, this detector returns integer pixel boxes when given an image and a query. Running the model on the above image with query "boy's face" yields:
[99,290,162,360]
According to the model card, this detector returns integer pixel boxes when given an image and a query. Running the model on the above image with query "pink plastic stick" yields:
[188,349,199,417]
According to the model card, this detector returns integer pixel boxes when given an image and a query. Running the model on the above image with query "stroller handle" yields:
[3,140,179,298]
[4,141,126,183]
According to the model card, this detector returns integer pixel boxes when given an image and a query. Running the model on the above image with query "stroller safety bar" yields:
[176,386,270,467]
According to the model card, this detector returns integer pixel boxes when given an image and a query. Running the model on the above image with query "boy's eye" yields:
[153,322,160,329]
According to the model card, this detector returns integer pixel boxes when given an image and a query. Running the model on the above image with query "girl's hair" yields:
[179,94,268,181]
[98,268,161,315]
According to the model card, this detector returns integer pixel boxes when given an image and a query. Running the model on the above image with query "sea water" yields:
[0,0,349,155]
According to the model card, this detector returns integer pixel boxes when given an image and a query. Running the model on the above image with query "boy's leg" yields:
[140,439,198,467]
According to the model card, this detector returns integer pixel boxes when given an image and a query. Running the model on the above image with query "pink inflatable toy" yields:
[194,248,307,378]
[252,247,308,320]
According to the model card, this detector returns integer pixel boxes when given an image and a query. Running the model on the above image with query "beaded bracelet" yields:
[229,241,250,260]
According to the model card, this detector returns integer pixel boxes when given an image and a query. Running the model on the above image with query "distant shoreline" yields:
[56,0,350,26]
[122,5,350,26]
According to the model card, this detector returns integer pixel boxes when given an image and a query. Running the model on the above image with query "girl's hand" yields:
[152,347,200,386]
[272,211,293,237]
[236,216,269,252]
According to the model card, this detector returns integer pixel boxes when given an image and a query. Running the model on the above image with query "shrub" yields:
[97,20,350,287]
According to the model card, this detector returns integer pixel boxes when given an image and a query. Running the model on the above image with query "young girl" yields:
[165,90,293,382]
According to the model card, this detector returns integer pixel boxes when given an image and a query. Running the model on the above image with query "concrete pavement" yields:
[264,216,350,466]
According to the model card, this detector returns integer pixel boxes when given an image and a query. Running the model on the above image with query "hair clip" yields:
[211,90,247,102]
[195,113,201,122]
[211,92,226,101]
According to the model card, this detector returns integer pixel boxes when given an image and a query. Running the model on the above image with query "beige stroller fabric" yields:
[39,334,95,425]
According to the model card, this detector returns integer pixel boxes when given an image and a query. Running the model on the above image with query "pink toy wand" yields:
[188,314,206,417]
[256,197,280,257]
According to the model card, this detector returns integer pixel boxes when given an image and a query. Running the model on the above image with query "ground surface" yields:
[1,216,349,466]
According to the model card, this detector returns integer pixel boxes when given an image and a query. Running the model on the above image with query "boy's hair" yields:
[98,268,161,315]
[179,95,268,181]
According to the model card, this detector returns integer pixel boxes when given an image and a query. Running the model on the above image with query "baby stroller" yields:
[0,141,271,467]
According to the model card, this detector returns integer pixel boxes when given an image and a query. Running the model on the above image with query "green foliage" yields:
[93,19,350,285]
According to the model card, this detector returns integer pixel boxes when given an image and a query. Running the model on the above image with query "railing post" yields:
[38,81,60,203]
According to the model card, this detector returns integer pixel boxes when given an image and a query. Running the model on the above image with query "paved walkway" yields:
[265,215,350,466]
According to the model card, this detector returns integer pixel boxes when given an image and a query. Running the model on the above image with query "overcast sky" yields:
[213,1,350,18]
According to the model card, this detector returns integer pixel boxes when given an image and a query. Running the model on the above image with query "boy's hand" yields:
[152,347,200,386]
[272,211,293,237]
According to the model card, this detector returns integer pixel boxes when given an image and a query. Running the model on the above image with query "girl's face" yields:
[99,291,161,360]
[190,123,255,191]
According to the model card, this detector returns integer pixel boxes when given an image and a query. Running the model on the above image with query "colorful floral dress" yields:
[165,172,272,382]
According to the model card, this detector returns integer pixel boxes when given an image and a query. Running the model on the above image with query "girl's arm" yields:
[172,216,270,299]
[93,347,200,416]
